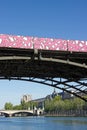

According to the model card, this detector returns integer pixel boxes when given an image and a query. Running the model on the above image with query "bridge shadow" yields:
[12,112,34,117]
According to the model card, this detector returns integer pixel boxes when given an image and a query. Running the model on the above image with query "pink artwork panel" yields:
[0,34,87,52]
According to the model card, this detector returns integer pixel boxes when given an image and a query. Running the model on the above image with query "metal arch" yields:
[0,56,31,60]
[0,51,87,102]
[0,55,87,68]
[40,56,87,69]
[0,77,87,102]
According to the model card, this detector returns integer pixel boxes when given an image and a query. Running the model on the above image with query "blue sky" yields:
[0,0,87,108]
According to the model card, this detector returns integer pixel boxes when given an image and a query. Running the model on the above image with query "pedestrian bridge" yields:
[0,34,87,102]
[0,109,43,117]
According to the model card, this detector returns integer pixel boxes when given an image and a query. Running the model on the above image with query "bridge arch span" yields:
[0,110,34,117]
[1,112,10,117]
[0,77,87,102]
[0,47,87,102]
[12,111,33,117]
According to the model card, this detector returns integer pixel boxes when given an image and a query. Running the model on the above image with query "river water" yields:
[0,116,87,130]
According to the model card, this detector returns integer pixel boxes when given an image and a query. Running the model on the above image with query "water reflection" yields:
[0,117,87,130]
[53,117,87,125]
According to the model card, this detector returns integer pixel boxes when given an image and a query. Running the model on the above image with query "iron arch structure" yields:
[0,77,87,101]
[0,47,87,101]
[0,34,87,101]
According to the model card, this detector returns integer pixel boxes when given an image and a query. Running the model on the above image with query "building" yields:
[33,98,45,109]
[21,94,32,103]
[46,88,58,100]
[33,88,58,109]
[20,89,75,109]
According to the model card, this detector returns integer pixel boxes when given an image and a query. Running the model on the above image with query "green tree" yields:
[45,99,54,112]
[54,100,65,111]
[63,99,72,110]
[72,98,85,110]
[21,100,28,110]
[21,100,38,110]
[53,95,62,102]
[45,95,62,112]
[4,102,13,110]
[13,105,22,110]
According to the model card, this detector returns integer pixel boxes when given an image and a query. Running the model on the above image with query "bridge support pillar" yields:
[4,114,12,117]
[9,114,12,117]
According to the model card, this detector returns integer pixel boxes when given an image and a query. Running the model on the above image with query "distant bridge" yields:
[0,109,43,117]
[0,34,87,102]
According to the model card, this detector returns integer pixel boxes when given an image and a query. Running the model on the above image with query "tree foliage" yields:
[4,101,38,110]
[4,102,13,110]
[45,95,86,113]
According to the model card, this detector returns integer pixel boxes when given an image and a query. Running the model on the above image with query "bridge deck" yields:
[0,34,87,52]
[0,34,87,101]
[0,34,87,80]
[0,47,87,80]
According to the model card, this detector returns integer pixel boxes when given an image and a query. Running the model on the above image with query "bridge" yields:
[0,34,87,101]
[0,109,44,117]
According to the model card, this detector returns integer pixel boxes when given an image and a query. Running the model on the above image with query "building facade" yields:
[21,94,32,103]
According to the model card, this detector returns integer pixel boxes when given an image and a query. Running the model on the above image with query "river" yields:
[0,116,87,130]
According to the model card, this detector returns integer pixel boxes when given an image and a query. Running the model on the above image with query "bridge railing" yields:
[0,34,87,52]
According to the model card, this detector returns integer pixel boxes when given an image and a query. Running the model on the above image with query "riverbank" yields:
[45,109,87,117]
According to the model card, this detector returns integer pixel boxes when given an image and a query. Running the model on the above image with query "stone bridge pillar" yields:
[8,114,12,117]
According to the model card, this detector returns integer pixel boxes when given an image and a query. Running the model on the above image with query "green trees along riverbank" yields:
[44,96,87,116]
[4,101,38,110]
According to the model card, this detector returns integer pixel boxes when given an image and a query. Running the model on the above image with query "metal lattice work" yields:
[0,48,87,101]
[0,77,87,101]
